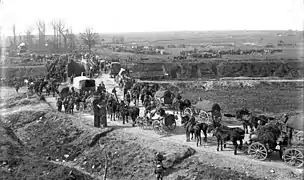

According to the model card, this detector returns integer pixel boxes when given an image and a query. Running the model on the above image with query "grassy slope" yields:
[182,85,303,115]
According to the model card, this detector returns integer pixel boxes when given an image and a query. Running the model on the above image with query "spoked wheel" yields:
[136,117,144,129]
[184,107,192,116]
[166,120,176,131]
[283,148,304,168]
[152,120,162,134]
[87,104,92,112]
[79,103,84,112]
[155,99,161,107]
[248,142,268,161]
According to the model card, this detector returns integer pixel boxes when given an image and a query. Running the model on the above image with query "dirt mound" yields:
[1,93,42,109]
[15,111,85,162]
[0,122,93,180]
[168,156,261,180]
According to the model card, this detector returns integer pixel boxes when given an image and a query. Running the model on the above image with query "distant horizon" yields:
[2,29,302,38]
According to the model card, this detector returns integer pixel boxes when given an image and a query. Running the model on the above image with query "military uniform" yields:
[93,97,101,128]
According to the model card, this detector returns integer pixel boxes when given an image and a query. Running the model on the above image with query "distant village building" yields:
[112,36,125,44]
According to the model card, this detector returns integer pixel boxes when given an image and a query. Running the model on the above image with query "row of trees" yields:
[11,19,99,51]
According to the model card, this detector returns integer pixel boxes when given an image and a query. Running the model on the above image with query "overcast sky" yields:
[0,0,303,35]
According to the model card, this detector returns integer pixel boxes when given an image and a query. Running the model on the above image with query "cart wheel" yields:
[79,103,84,112]
[283,148,304,168]
[166,120,176,130]
[248,142,268,161]
[87,104,92,112]
[184,107,192,116]
[152,120,162,133]
[155,99,161,107]
[136,117,144,129]
[199,111,210,119]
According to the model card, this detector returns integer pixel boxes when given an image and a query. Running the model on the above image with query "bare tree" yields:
[80,28,99,51]
[51,20,58,48]
[36,20,46,49]
[12,25,16,48]
[56,20,69,49]
[25,27,34,48]
[67,27,76,49]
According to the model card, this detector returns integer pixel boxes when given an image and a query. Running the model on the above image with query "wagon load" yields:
[255,123,281,149]
[58,85,69,98]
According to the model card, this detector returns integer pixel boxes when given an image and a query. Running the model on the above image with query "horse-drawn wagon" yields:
[72,76,96,94]
[154,90,175,108]
[58,84,70,99]
[184,100,218,125]
[247,114,304,167]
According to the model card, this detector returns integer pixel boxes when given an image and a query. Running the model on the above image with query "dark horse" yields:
[157,108,177,128]
[181,115,196,141]
[235,108,272,134]
[107,96,119,121]
[213,125,245,155]
[181,115,211,146]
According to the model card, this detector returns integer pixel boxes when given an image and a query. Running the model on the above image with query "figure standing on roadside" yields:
[14,82,20,93]
[57,98,63,112]
[93,96,101,128]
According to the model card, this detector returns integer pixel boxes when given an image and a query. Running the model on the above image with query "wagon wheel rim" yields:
[79,103,84,112]
[152,120,162,133]
[167,121,176,130]
[283,149,304,168]
[248,142,268,160]
[136,117,143,128]
[184,108,192,116]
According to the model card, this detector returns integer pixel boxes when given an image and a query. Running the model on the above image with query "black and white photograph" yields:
[0,0,303,179]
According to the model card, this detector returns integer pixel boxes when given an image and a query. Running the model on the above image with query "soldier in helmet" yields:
[56,97,63,112]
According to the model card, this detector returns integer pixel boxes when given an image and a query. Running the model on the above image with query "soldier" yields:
[63,97,69,114]
[125,91,131,106]
[69,98,75,115]
[97,84,103,94]
[93,96,101,128]
[56,98,63,112]
[14,82,20,93]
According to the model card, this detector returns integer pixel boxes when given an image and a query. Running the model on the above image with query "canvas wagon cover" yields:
[287,114,304,131]
[154,90,172,98]
[58,85,69,98]
[194,100,214,111]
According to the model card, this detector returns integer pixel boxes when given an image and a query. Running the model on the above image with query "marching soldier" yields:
[57,98,63,112]
[93,96,101,128]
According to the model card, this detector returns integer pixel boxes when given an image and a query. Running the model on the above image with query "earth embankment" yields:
[126,60,303,80]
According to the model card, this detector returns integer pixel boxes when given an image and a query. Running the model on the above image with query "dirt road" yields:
[42,74,303,180]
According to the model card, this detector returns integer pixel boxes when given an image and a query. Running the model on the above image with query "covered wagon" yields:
[58,84,69,99]
[154,90,175,107]
[72,76,96,94]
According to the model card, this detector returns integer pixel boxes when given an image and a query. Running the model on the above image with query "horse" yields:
[181,115,196,142]
[213,125,245,155]
[157,108,177,129]
[107,96,119,121]
[193,122,210,146]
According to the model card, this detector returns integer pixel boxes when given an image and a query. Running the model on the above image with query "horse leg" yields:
[233,140,238,155]
[186,131,190,142]
[243,124,248,134]
[197,131,201,146]
[239,139,243,150]
[203,129,207,142]
[220,139,224,151]
[217,138,220,151]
